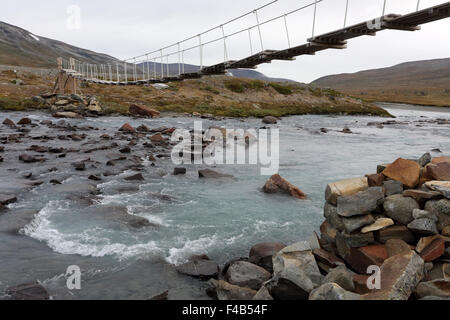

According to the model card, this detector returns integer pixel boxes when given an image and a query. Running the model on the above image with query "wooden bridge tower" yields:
[52,57,78,95]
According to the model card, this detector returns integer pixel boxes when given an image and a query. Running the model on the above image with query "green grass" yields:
[0,96,46,111]
[269,83,293,95]
[152,101,392,118]
[202,86,220,95]
[224,79,266,93]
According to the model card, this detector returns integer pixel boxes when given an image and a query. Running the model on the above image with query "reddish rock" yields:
[432,156,450,164]
[249,242,286,273]
[150,133,166,143]
[119,123,136,133]
[346,245,388,274]
[403,189,441,201]
[426,162,450,181]
[416,235,441,253]
[129,104,160,118]
[313,248,345,271]
[420,239,445,262]
[382,158,421,188]
[263,174,306,199]
[386,239,411,258]
[367,173,384,187]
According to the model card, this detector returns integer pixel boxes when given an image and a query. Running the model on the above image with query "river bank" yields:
[0,104,449,300]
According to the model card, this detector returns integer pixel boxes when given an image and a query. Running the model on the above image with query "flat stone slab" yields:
[361,218,394,234]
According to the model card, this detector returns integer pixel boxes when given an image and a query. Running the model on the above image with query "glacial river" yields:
[0,103,449,299]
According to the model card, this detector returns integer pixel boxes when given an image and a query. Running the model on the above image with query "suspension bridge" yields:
[54,0,450,94]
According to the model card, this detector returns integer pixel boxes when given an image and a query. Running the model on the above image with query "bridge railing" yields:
[61,0,445,84]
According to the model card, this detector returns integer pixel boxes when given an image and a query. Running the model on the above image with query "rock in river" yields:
[176,256,220,280]
[6,282,49,300]
[198,169,233,179]
[263,174,306,199]
[129,104,161,118]
[262,116,278,124]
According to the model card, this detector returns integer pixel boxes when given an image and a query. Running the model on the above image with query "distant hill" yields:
[312,58,450,106]
[0,21,293,83]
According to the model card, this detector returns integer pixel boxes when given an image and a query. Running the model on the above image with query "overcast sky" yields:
[3,0,449,82]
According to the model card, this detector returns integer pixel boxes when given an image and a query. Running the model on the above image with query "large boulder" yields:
[263,174,306,199]
[382,158,421,188]
[267,242,323,300]
[383,194,419,225]
[362,251,424,300]
[309,283,360,300]
[249,242,286,273]
[325,177,368,205]
[337,187,384,217]
[321,266,355,292]
[129,104,160,118]
[176,257,220,280]
[425,199,450,232]
[225,261,271,290]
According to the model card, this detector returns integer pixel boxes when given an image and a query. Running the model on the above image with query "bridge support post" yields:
[52,57,78,95]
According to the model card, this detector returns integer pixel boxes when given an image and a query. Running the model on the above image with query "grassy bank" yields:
[0,68,393,118]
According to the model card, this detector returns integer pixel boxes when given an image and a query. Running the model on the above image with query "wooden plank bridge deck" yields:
[64,2,450,86]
